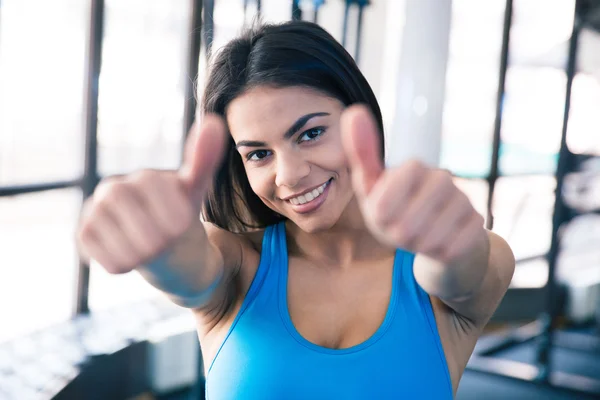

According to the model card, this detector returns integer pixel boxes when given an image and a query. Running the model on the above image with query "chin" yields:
[287,212,339,233]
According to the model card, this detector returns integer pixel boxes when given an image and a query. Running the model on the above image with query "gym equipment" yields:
[203,0,215,56]
[341,0,369,63]
[467,0,600,397]
[292,0,302,21]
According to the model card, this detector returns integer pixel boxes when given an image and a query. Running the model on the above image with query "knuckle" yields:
[405,159,425,173]
[104,263,125,275]
[434,169,453,186]
[474,213,485,226]
[77,221,95,244]
[122,255,141,271]
[97,181,130,205]
[106,254,135,274]
[94,176,119,194]
[457,192,471,209]
[473,212,485,230]
[130,169,159,186]
[92,200,114,221]
[145,229,168,250]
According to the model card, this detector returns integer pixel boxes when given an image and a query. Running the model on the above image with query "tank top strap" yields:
[206,222,285,375]
[240,222,286,308]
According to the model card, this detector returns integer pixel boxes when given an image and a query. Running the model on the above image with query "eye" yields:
[247,149,271,162]
[298,127,325,143]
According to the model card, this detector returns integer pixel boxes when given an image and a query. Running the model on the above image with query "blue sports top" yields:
[206,222,453,399]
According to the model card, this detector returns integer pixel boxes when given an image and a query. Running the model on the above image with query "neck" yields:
[285,197,394,268]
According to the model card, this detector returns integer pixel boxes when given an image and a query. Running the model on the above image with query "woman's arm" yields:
[137,222,243,311]
[76,116,244,326]
[340,105,515,327]
[414,230,515,328]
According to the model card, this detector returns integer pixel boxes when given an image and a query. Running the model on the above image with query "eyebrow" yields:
[235,112,330,149]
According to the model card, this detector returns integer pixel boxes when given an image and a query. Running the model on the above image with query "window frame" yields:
[0,0,204,318]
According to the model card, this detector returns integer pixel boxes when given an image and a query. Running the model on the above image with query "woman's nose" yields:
[275,153,311,188]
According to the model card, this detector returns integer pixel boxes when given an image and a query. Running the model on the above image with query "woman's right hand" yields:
[76,115,228,275]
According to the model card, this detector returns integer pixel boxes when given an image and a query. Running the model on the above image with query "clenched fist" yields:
[341,105,486,265]
[76,115,227,275]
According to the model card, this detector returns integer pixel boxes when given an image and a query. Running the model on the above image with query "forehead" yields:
[226,86,343,140]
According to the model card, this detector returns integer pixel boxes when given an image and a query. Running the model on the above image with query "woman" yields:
[77,21,515,399]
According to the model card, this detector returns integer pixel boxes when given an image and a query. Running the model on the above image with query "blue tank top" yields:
[206,222,453,399]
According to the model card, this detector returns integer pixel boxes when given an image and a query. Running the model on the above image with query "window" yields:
[567,73,600,155]
[0,0,90,342]
[0,190,81,343]
[97,0,190,177]
[89,0,191,311]
[440,0,505,177]
[492,176,555,261]
[441,0,579,290]
[0,0,89,186]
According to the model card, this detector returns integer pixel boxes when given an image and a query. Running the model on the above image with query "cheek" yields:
[316,143,350,175]
[245,168,274,199]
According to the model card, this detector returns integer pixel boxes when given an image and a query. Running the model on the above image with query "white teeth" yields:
[288,180,330,206]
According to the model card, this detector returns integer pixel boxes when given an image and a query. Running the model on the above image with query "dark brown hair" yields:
[201,21,384,233]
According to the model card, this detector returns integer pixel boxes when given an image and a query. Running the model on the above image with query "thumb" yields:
[178,114,228,206]
[340,105,384,198]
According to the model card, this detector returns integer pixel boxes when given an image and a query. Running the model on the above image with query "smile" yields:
[287,179,332,206]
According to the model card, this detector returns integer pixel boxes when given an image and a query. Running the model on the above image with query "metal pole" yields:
[354,3,365,63]
[203,0,215,57]
[183,2,206,397]
[76,0,105,315]
[485,0,513,231]
[183,0,203,139]
[243,0,249,25]
[535,2,581,381]
[341,0,350,47]
[312,0,324,23]
[292,0,302,21]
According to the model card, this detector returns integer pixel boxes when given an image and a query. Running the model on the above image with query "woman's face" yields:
[226,86,355,233]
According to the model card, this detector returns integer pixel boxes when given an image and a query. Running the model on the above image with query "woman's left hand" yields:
[341,105,486,265]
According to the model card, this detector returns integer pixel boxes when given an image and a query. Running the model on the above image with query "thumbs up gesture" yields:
[76,115,227,274]
[340,105,485,265]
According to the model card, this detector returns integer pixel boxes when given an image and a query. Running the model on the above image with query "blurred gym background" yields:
[1,0,600,399]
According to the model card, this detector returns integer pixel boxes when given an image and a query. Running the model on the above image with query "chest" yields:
[285,256,395,350]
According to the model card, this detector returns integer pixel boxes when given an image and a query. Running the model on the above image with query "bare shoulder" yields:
[236,228,264,292]
[194,224,265,366]
[196,223,264,327]
[430,231,515,394]
[202,222,263,269]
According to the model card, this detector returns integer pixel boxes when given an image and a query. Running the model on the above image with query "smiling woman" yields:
[225,87,353,231]
[202,22,385,234]
[76,20,515,400]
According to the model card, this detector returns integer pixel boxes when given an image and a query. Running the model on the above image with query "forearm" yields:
[413,230,491,301]
[137,222,227,307]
